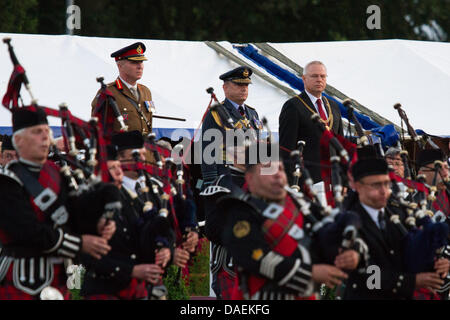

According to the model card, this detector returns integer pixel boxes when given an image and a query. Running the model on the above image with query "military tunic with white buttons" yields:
[91,78,153,135]
[81,187,175,296]
[343,202,416,299]
[0,160,119,299]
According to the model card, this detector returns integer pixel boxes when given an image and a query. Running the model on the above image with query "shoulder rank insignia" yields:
[245,104,255,110]
[115,78,123,90]
[233,220,250,238]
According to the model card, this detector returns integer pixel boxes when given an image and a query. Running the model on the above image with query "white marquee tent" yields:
[0,33,449,138]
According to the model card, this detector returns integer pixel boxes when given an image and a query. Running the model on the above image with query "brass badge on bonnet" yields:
[136,45,143,54]
[233,221,250,238]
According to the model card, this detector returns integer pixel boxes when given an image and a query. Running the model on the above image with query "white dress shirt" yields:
[361,203,385,230]
[305,89,328,119]
[227,98,244,112]
[119,76,138,97]
[122,175,145,194]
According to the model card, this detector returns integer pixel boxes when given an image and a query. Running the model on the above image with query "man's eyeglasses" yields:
[385,156,403,163]
[386,160,403,167]
[307,74,327,80]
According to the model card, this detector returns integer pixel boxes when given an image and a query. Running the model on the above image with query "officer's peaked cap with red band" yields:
[111,42,147,61]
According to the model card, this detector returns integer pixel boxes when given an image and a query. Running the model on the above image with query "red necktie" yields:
[238,106,246,118]
[317,98,327,122]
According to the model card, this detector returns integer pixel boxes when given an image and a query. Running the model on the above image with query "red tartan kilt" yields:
[232,274,316,300]
[0,263,69,300]
[83,278,148,300]
[413,288,441,300]
[217,268,237,300]
[84,293,119,300]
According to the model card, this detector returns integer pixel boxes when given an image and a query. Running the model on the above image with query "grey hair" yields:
[156,139,173,151]
[12,128,26,152]
[385,147,401,158]
[304,61,327,75]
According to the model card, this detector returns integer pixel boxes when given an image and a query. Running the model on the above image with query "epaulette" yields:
[114,78,123,90]
[0,165,23,186]
[245,104,255,110]
[137,83,149,91]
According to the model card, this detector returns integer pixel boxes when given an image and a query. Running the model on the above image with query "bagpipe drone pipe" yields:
[92,76,128,143]
[389,106,449,297]
[299,114,370,268]
[2,37,122,230]
[122,151,176,263]
[346,99,450,297]
[124,139,200,297]
[269,112,369,293]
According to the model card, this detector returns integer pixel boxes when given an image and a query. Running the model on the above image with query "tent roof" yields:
[0,33,287,139]
[1,34,449,137]
[269,39,450,136]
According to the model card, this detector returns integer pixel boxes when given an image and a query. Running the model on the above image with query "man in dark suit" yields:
[343,152,449,299]
[279,61,343,185]
[81,144,172,300]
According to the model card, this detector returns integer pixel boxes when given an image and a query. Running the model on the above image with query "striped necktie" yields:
[130,87,139,100]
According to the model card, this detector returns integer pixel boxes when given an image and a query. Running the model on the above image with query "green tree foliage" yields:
[0,0,38,33]
[185,239,210,297]
[1,0,448,42]
[163,265,190,300]
[35,0,65,35]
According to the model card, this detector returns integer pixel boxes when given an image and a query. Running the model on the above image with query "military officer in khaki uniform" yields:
[91,42,154,135]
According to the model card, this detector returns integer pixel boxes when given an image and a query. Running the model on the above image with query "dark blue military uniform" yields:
[201,67,263,188]
[200,66,263,299]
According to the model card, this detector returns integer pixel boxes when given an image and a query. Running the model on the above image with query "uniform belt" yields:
[123,95,152,131]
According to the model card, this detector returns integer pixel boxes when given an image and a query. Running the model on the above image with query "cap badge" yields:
[136,45,143,54]
[233,220,250,238]
[243,69,249,77]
